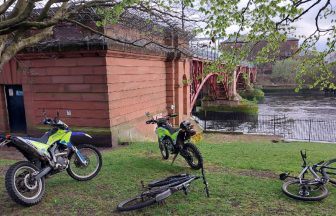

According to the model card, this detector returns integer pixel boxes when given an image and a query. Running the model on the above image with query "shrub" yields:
[239,88,265,102]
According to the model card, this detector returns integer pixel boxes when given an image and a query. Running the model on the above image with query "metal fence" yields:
[192,111,336,143]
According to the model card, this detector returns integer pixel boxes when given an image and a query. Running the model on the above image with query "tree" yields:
[0,0,203,68]
[197,0,335,90]
[271,58,300,84]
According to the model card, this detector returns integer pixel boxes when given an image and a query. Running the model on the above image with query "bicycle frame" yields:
[154,176,198,202]
[280,150,330,185]
[298,166,323,184]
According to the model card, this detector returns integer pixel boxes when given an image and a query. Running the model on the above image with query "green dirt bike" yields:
[145,112,203,170]
[0,112,102,206]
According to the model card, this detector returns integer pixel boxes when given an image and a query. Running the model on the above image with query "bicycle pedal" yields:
[279,172,289,180]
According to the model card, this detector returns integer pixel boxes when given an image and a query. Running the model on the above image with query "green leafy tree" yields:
[271,58,300,84]
[0,0,202,69]
[196,0,335,90]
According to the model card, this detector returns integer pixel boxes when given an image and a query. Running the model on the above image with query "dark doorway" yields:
[5,85,27,132]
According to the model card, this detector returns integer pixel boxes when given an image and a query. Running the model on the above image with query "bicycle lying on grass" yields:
[117,167,210,211]
[280,150,336,201]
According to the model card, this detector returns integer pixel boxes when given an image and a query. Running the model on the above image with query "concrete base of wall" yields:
[110,114,162,143]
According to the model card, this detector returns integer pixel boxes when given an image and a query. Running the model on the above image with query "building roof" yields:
[22,9,195,57]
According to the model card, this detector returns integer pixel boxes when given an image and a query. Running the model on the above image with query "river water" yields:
[193,90,336,142]
[259,92,336,120]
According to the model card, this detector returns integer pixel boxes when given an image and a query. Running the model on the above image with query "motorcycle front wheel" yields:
[5,161,45,206]
[181,143,203,170]
[67,144,102,181]
[159,138,170,160]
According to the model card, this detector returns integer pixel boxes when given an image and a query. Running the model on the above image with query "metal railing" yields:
[192,111,336,143]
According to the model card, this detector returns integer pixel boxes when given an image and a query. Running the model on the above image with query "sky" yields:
[192,0,334,51]
[242,0,334,51]
[292,1,334,51]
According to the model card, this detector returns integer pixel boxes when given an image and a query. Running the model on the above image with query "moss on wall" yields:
[201,99,258,115]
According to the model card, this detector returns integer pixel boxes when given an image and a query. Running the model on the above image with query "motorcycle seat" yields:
[24,132,50,144]
[163,125,179,135]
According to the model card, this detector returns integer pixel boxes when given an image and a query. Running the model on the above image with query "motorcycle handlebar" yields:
[146,119,157,124]
[43,118,63,127]
[146,113,178,124]
[43,118,54,125]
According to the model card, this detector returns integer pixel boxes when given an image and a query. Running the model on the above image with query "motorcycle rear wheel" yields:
[181,143,203,170]
[5,161,45,206]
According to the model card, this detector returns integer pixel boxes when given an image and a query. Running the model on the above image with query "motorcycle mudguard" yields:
[70,132,92,145]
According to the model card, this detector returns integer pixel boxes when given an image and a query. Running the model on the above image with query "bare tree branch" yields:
[0,0,16,15]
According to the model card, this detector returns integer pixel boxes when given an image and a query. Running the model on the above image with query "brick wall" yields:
[105,51,191,141]
[105,51,167,140]
[0,87,8,131]
[18,51,110,133]
[0,60,24,131]
[0,49,192,144]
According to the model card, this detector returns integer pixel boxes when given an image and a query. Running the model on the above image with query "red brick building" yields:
[0,21,193,146]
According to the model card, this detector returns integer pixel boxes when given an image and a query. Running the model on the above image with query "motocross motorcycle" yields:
[0,112,102,206]
[145,112,203,170]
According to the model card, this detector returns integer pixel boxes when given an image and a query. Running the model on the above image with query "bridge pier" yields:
[190,60,257,110]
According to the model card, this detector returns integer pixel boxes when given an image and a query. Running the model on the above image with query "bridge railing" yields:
[192,111,336,143]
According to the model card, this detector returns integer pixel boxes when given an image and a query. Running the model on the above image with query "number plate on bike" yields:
[191,133,203,143]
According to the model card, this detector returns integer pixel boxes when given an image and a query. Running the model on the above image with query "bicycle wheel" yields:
[117,189,169,211]
[282,179,329,201]
[322,159,336,184]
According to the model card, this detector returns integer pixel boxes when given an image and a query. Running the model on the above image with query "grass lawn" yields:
[1,134,336,215]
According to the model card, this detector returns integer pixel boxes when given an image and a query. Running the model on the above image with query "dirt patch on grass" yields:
[0,166,8,175]
[203,133,282,144]
[0,147,25,160]
[236,169,278,179]
[207,164,278,180]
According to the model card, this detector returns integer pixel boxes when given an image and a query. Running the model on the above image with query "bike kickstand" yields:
[182,186,188,196]
[171,153,179,165]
